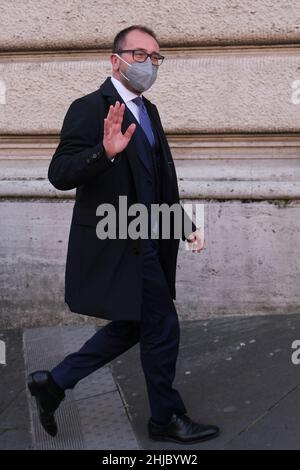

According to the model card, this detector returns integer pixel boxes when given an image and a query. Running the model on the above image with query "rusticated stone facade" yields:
[1,1,300,327]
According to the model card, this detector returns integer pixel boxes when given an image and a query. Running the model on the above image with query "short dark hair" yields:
[112,25,159,53]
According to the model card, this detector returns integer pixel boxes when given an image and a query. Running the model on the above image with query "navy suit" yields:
[51,98,187,423]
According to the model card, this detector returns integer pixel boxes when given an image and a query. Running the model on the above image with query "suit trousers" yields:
[51,238,187,423]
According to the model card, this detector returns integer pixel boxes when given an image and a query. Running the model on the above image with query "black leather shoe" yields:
[27,370,65,437]
[148,413,220,445]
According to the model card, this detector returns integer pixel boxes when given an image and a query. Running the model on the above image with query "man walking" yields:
[27,25,219,445]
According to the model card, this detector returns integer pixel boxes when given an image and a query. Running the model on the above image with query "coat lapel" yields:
[142,96,174,201]
[143,97,172,169]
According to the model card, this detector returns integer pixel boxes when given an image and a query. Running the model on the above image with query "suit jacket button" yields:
[133,247,139,255]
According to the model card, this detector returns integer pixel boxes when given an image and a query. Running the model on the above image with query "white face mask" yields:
[115,54,158,93]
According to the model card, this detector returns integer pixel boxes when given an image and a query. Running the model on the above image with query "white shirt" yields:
[110,75,142,124]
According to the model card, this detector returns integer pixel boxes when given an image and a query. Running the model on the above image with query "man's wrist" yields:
[103,146,115,162]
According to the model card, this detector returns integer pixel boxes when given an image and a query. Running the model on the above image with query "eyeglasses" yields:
[116,49,165,66]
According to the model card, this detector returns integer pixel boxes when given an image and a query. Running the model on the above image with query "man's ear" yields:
[111,54,117,70]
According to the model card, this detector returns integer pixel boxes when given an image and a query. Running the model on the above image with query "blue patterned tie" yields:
[132,96,155,147]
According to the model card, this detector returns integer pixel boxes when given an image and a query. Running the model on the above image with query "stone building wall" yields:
[0,1,300,327]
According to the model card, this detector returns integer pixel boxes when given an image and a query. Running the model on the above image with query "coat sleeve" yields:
[48,96,120,191]
[150,103,197,241]
[181,205,198,241]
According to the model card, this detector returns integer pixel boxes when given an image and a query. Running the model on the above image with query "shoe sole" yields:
[148,430,220,445]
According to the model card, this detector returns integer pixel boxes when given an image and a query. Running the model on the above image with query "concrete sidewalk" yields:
[1,313,300,450]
